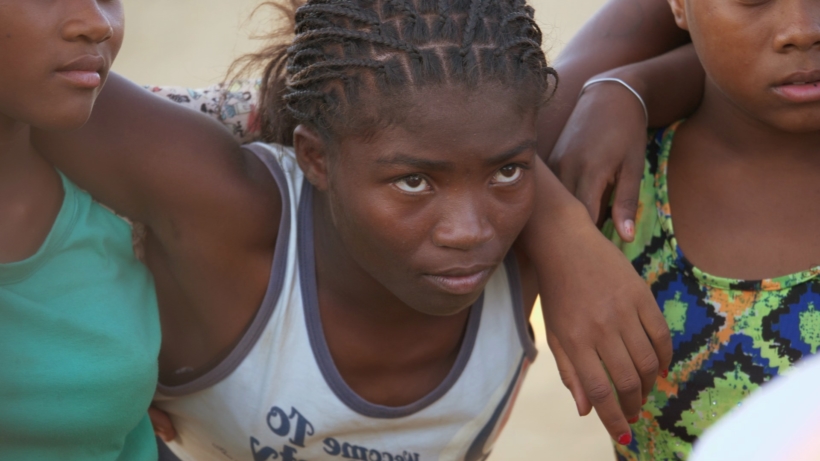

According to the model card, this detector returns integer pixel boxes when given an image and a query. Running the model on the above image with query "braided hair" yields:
[234,0,556,145]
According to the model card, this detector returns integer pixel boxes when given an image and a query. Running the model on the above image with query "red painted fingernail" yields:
[618,433,632,445]
[628,416,639,424]
[661,369,669,379]
[642,397,647,405]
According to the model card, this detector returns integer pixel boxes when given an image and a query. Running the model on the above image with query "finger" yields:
[149,407,177,443]
[547,331,592,416]
[551,159,581,203]
[620,314,661,406]
[610,156,645,243]
[570,348,633,445]
[597,339,643,425]
[638,294,673,377]
[574,174,611,226]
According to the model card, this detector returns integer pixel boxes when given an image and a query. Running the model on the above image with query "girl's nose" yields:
[773,1,820,53]
[61,0,116,44]
[432,196,495,251]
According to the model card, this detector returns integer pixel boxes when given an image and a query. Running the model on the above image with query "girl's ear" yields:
[667,0,689,31]
[293,125,331,191]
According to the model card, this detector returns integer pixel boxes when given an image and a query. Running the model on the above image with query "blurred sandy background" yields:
[115,1,613,459]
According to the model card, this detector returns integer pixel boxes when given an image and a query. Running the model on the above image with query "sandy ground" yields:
[116,1,615,459]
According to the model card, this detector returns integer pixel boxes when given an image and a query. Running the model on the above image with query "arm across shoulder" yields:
[147,79,263,144]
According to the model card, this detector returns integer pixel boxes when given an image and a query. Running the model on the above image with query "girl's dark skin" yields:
[667,0,820,280]
[559,0,820,278]
[0,0,123,263]
[302,85,540,403]
[531,0,701,425]
[32,72,547,422]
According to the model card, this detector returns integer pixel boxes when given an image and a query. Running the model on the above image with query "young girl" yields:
[561,0,820,458]
[28,0,706,459]
[0,1,160,459]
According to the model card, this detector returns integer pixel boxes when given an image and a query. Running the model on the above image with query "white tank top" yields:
[156,143,538,461]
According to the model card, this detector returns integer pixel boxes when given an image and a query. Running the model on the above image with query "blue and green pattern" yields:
[604,123,820,460]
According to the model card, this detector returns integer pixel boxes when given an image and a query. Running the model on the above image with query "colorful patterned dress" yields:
[605,123,820,460]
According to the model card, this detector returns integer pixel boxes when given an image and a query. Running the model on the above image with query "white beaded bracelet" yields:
[579,77,649,127]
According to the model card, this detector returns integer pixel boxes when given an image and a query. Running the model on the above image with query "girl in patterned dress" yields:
[559,0,820,459]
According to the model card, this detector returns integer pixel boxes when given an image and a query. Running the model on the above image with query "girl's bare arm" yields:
[522,0,703,445]
[31,74,281,385]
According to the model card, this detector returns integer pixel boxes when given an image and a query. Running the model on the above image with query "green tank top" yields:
[0,173,161,461]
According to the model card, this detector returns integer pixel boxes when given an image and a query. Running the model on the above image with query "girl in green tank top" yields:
[0,2,160,460]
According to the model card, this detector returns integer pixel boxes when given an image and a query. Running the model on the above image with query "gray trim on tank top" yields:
[298,181,485,419]
[157,144,292,397]
[503,252,539,362]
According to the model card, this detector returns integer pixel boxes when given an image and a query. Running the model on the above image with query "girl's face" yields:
[320,85,538,316]
[672,0,820,132]
[0,0,124,130]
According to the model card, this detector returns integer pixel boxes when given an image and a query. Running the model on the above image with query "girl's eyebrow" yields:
[483,139,537,166]
[376,139,537,171]
[377,153,456,172]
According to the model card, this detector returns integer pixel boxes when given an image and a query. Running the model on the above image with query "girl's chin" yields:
[33,106,93,131]
[404,289,483,317]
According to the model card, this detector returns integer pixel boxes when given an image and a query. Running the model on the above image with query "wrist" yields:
[595,65,648,100]
[580,74,648,127]
[524,195,596,250]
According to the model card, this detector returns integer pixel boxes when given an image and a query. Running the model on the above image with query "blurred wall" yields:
[114,0,608,87]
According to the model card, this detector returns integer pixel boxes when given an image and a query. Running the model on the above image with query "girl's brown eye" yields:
[394,174,430,193]
[493,165,523,184]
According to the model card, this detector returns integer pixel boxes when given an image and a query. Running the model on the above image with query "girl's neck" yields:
[0,114,34,171]
[0,116,64,264]
[666,78,820,280]
[690,80,820,163]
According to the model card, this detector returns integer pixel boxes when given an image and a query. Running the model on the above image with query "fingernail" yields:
[618,433,632,445]
[661,369,669,379]
[624,219,635,237]
[628,416,639,424]
[642,397,647,405]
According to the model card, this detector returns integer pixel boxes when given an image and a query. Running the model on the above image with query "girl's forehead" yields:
[337,89,538,164]
[384,83,537,131]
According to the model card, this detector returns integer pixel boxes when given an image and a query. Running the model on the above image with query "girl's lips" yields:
[423,269,492,296]
[773,82,820,104]
[55,55,106,89]
[56,70,102,89]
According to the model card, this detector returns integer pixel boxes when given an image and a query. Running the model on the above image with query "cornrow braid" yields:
[295,4,381,26]
[233,0,556,145]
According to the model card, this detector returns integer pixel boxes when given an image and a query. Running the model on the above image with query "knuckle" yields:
[564,329,589,348]
[559,374,575,390]
[586,382,614,404]
[614,375,642,395]
[653,324,673,344]
[617,198,639,212]
[604,417,626,434]
[636,353,660,376]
